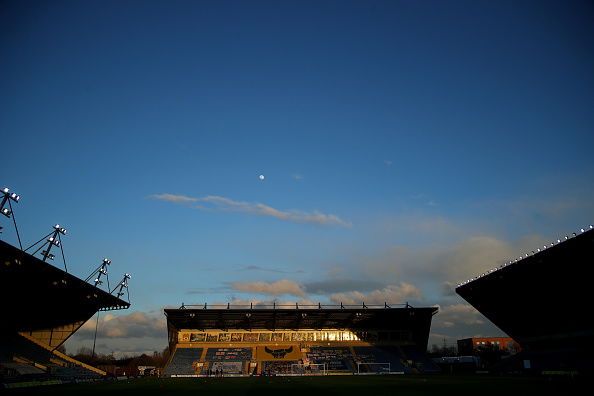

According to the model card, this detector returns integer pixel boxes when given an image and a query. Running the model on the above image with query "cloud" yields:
[151,193,351,227]
[75,311,166,340]
[230,279,306,297]
[241,265,305,274]
[361,234,550,290]
[292,173,304,180]
[304,279,386,294]
[328,282,423,305]
[431,304,485,329]
[150,193,197,203]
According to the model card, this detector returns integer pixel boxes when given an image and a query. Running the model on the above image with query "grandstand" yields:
[163,304,438,376]
[456,225,594,374]
[0,239,131,386]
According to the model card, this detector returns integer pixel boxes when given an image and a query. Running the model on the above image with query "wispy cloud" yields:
[151,194,352,227]
[241,265,305,274]
[151,193,198,203]
[231,279,306,297]
[292,173,304,180]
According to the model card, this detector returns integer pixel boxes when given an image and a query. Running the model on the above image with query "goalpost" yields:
[290,363,327,375]
[356,362,391,374]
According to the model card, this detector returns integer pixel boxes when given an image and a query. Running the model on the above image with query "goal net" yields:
[290,363,326,375]
[357,362,391,374]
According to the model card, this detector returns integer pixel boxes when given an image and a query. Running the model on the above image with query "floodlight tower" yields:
[26,224,68,271]
[0,187,23,249]
[85,258,112,291]
[111,273,131,302]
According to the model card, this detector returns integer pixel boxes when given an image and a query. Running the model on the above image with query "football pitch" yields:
[4,375,584,396]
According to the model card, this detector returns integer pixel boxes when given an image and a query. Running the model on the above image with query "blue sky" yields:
[1,0,593,355]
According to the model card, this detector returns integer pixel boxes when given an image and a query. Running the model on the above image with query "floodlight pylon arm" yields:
[7,199,22,249]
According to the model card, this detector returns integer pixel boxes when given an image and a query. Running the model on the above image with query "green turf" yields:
[4,375,585,396]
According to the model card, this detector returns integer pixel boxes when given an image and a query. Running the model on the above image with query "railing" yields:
[177,302,413,310]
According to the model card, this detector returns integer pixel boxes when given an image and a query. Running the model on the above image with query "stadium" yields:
[0,186,589,394]
[163,304,439,376]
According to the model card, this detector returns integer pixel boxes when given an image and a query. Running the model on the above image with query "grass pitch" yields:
[4,375,585,396]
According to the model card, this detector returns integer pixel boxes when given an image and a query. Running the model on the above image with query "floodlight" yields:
[52,224,66,234]
[41,251,55,260]
[572,232,577,237]
[1,208,10,217]
[9,193,19,202]
[581,228,585,233]
[590,225,593,229]
[103,258,111,265]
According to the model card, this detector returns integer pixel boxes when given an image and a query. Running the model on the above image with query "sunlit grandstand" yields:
[163,304,439,376]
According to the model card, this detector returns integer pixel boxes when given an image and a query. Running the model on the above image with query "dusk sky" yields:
[1,0,593,356]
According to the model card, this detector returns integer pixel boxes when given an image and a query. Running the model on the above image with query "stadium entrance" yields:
[163,304,439,376]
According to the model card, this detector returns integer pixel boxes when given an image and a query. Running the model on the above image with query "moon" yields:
[259,175,265,180]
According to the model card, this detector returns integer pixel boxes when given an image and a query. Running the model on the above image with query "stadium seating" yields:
[203,347,253,374]
[353,346,407,373]
[163,348,203,376]
[11,336,53,366]
[306,347,355,372]
[204,347,252,362]
[261,361,296,375]
[401,345,440,373]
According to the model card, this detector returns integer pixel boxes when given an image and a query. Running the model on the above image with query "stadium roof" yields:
[0,240,130,332]
[165,304,438,348]
[456,225,594,349]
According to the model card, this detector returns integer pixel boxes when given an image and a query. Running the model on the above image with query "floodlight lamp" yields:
[564,236,568,240]
[100,268,108,275]
[1,187,8,193]
[53,224,60,230]
[590,225,593,229]
[557,239,561,243]
[572,232,577,237]
[103,258,111,265]
[9,193,19,202]
[124,273,131,279]
[1,208,11,217]
[59,227,66,235]
[581,228,585,233]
